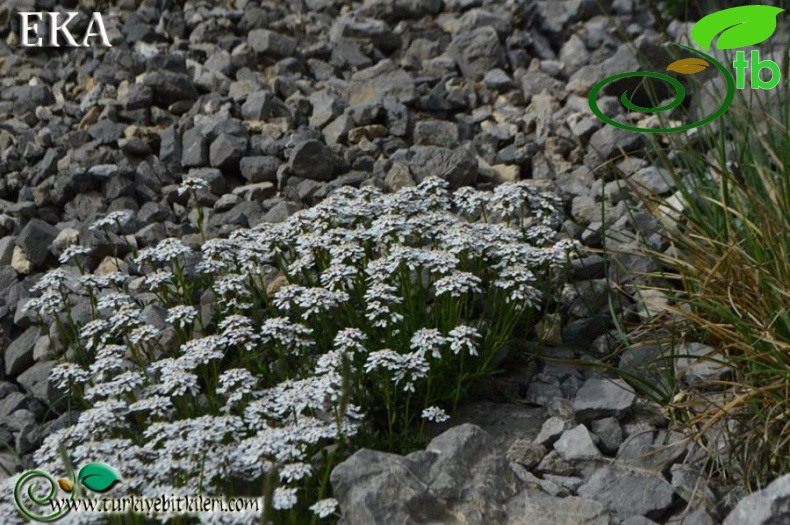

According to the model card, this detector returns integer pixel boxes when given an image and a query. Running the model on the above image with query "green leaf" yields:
[77,463,121,493]
[691,5,784,51]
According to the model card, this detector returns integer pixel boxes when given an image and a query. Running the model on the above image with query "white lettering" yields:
[19,12,43,47]
[47,11,80,47]
[81,12,112,48]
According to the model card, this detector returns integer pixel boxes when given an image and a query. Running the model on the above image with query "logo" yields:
[18,12,112,48]
[588,5,785,133]
[13,463,121,522]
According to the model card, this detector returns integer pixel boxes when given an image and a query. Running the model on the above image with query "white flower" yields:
[58,244,92,264]
[217,368,257,412]
[421,406,450,423]
[448,325,481,356]
[364,283,403,330]
[178,175,210,195]
[180,337,224,368]
[260,318,314,354]
[136,238,192,266]
[334,328,366,353]
[309,498,339,519]
[49,363,90,390]
[410,328,446,359]
[128,324,159,346]
[272,487,298,510]
[218,315,260,349]
[91,210,133,231]
[143,270,174,290]
[434,272,483,298]
[214,274,253,311]
[273,285,349,319]
[166,305,198,329]
[279,462,312,483]
[454,186,490,216]
[152,358,200,397]
[320,263,358,291]
[22,290,62,317]
[128,395,174,419]
[493,265,542,306]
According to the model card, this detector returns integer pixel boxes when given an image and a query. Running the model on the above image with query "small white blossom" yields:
[309,498,339,519]
[272,486,298,510]
[421,406,450,422]
[166,305,198,329]
[58,244,92,264]
[178,175,210,195]
[448,325,481,356]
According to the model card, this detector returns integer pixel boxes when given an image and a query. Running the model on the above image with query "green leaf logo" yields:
[77,463,121,493]
[691,5,785,51]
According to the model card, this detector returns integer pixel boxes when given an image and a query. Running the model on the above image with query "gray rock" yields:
[680,509,716,525]
[578,464,675,518]
[670,464,716,511]
[591,417,623,455]
[16,360,58,403]
[332,447,447,524]
[0,236,15,265]
[573,378,636,421]
[0,451,22,480]
[534,416,574,446]
[586,125,644,164]
[87,120,126,144]
[674,343,733,388]
[389,145,477,189]
[447,26,506,80]
[240,156,280,183]
[617,343,675,396]
[723,473,790,525]
[186,168,226,195]
[210,133,248,171]
[507,439,547,469]
[309,90,346,129]
[263,201,301,223]
[535,450,576,477]
[0,392,29,418]
[289,140,336,181]
[5,326,40,376]
[616,430,687,472]
[242,91,277,121]
[621,517,659,525]
[525,380,564,407]
[136,223,167,247]
[484,68,514,92]
[138,202,171,223]
[331,15,401,53]
[504,490,609,525]
[383,96,410,136]
[347,60,417,106]
[554,424,602,462]
[332,424,518,525]
[16,219,58,267]
[413,120,459,148]
[141,70,199,105]
[629,167,675,195]
[182,127,208,168]
[562,279,610,318]
[248,29,298,58]
[118,136,152,156]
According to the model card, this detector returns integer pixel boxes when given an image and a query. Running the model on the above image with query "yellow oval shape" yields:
[666,58,710,74]
[57,478,74,492]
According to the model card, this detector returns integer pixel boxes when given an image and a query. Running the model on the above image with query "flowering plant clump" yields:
[3,177,578,523]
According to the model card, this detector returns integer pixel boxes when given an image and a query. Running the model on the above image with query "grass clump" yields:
[610,72,790,493]
[4,177,577,523]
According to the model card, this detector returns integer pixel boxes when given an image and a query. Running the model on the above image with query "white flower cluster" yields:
[7,177,579,523]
